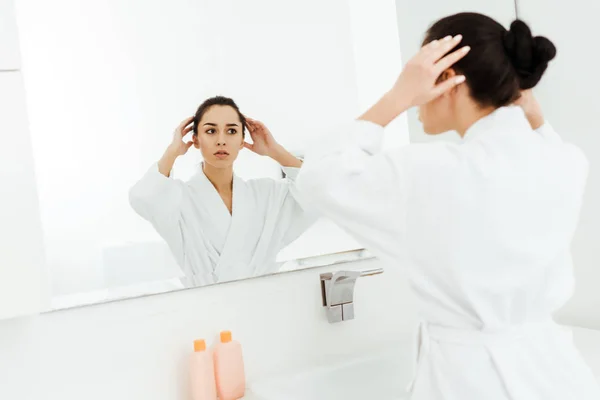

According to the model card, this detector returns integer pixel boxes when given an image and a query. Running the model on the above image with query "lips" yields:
[214,151,230,159]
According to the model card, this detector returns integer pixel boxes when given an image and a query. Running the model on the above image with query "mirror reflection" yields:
[129,97,316,286]
[14,0,378,308]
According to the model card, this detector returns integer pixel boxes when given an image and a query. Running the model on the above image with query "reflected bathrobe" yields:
[296,106,600,399]
[129,165,315,287]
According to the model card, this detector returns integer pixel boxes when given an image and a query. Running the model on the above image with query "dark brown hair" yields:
[424,13,556,107]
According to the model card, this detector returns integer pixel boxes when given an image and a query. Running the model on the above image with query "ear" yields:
[193,134,200,149]
[437,69,459,97]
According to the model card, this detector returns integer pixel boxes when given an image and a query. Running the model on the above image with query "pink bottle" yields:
[213,331,246,400]
[190,339,217,400]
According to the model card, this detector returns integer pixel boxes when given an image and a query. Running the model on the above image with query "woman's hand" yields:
[360,35,470,127]
[168,116,195,156]
[514,89,545,130]
[389,35,470,109]
[243,117,280,157]
[158,117,194,177]
[243,117,302,168]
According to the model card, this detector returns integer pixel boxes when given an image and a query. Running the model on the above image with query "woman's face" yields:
[194,105,244,168]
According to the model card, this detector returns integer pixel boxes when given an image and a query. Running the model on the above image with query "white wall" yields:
[517,0,600,328]
[394,0,516,144]
[0,258,419,400]
[0,0,47,320]
[0,0,20,70]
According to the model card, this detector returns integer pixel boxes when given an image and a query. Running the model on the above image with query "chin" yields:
[422,124,446,135]
[215,157,238,167]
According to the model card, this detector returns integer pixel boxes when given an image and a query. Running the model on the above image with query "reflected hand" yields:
[243,117,280,157]
[389,35,470,108]
[168,116,195,156]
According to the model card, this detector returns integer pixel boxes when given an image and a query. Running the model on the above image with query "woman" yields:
[130,96,314,287]
[297,13,599,400]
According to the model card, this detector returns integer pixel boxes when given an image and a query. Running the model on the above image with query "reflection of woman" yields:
[297,14,600,400]
[130,96,314,286]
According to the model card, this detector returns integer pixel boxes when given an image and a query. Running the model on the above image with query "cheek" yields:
[419,100,445,134]
[230,134,244,146]
[196,134,212,150]
[419,103,433,124]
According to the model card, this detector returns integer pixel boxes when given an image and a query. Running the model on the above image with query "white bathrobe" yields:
[296,106,600,399]
[129,165,315,287]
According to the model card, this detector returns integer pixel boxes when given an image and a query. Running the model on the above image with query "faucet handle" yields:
[319,267,384,323]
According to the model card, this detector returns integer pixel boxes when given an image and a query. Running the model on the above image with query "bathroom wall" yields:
[516,0,600,329]
[0,0,47,320]
[0,258,418,400]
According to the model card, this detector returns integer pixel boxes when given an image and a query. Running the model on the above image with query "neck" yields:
[202,163,233,193]
[455,102,496,137]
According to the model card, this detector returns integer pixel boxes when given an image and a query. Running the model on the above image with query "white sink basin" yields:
[250,348,414,400]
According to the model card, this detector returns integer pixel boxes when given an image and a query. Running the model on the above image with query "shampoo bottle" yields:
[190,339,217,400]
[213,331,246,400]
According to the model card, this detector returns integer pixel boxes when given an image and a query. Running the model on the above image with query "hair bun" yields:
[503,20,556,89]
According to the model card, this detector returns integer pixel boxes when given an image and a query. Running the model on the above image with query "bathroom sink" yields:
[250,347,414,400]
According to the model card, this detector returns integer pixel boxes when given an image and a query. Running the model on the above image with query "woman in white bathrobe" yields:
[297,14,600,400]
[130,96,314,287]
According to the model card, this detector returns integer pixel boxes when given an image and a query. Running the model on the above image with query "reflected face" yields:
[194,105,244,168]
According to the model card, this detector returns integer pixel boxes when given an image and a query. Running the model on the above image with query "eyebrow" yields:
[202,123,240,127]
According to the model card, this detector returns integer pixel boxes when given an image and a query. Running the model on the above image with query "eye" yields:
[206,129,216,134]
[227,128,237,134]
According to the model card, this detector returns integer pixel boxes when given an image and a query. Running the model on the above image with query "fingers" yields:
[178,116,194,130]
[434,45,470,76]
[243,142,254,151]
[183,125,194,135]
[430,75,466,99]
[425,35,463,64]
[246,118,256,131]
[246,117,265,128]
[185,141,194,149]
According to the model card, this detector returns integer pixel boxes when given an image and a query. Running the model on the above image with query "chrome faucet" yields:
[319,268,384,323]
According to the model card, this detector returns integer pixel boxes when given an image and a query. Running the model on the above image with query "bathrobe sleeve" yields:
[295,120,410,262]
[128,163,185,263]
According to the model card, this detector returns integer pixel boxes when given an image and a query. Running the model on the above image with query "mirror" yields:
[14,0,406,310]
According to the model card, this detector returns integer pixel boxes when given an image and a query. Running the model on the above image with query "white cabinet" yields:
[394,0,517,143]
[0,0,21,70]
[0,71,47,319]
[517,0,600,328]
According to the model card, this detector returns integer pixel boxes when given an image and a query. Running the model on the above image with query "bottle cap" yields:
[220,331,232,343]
[194,339,206,352]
